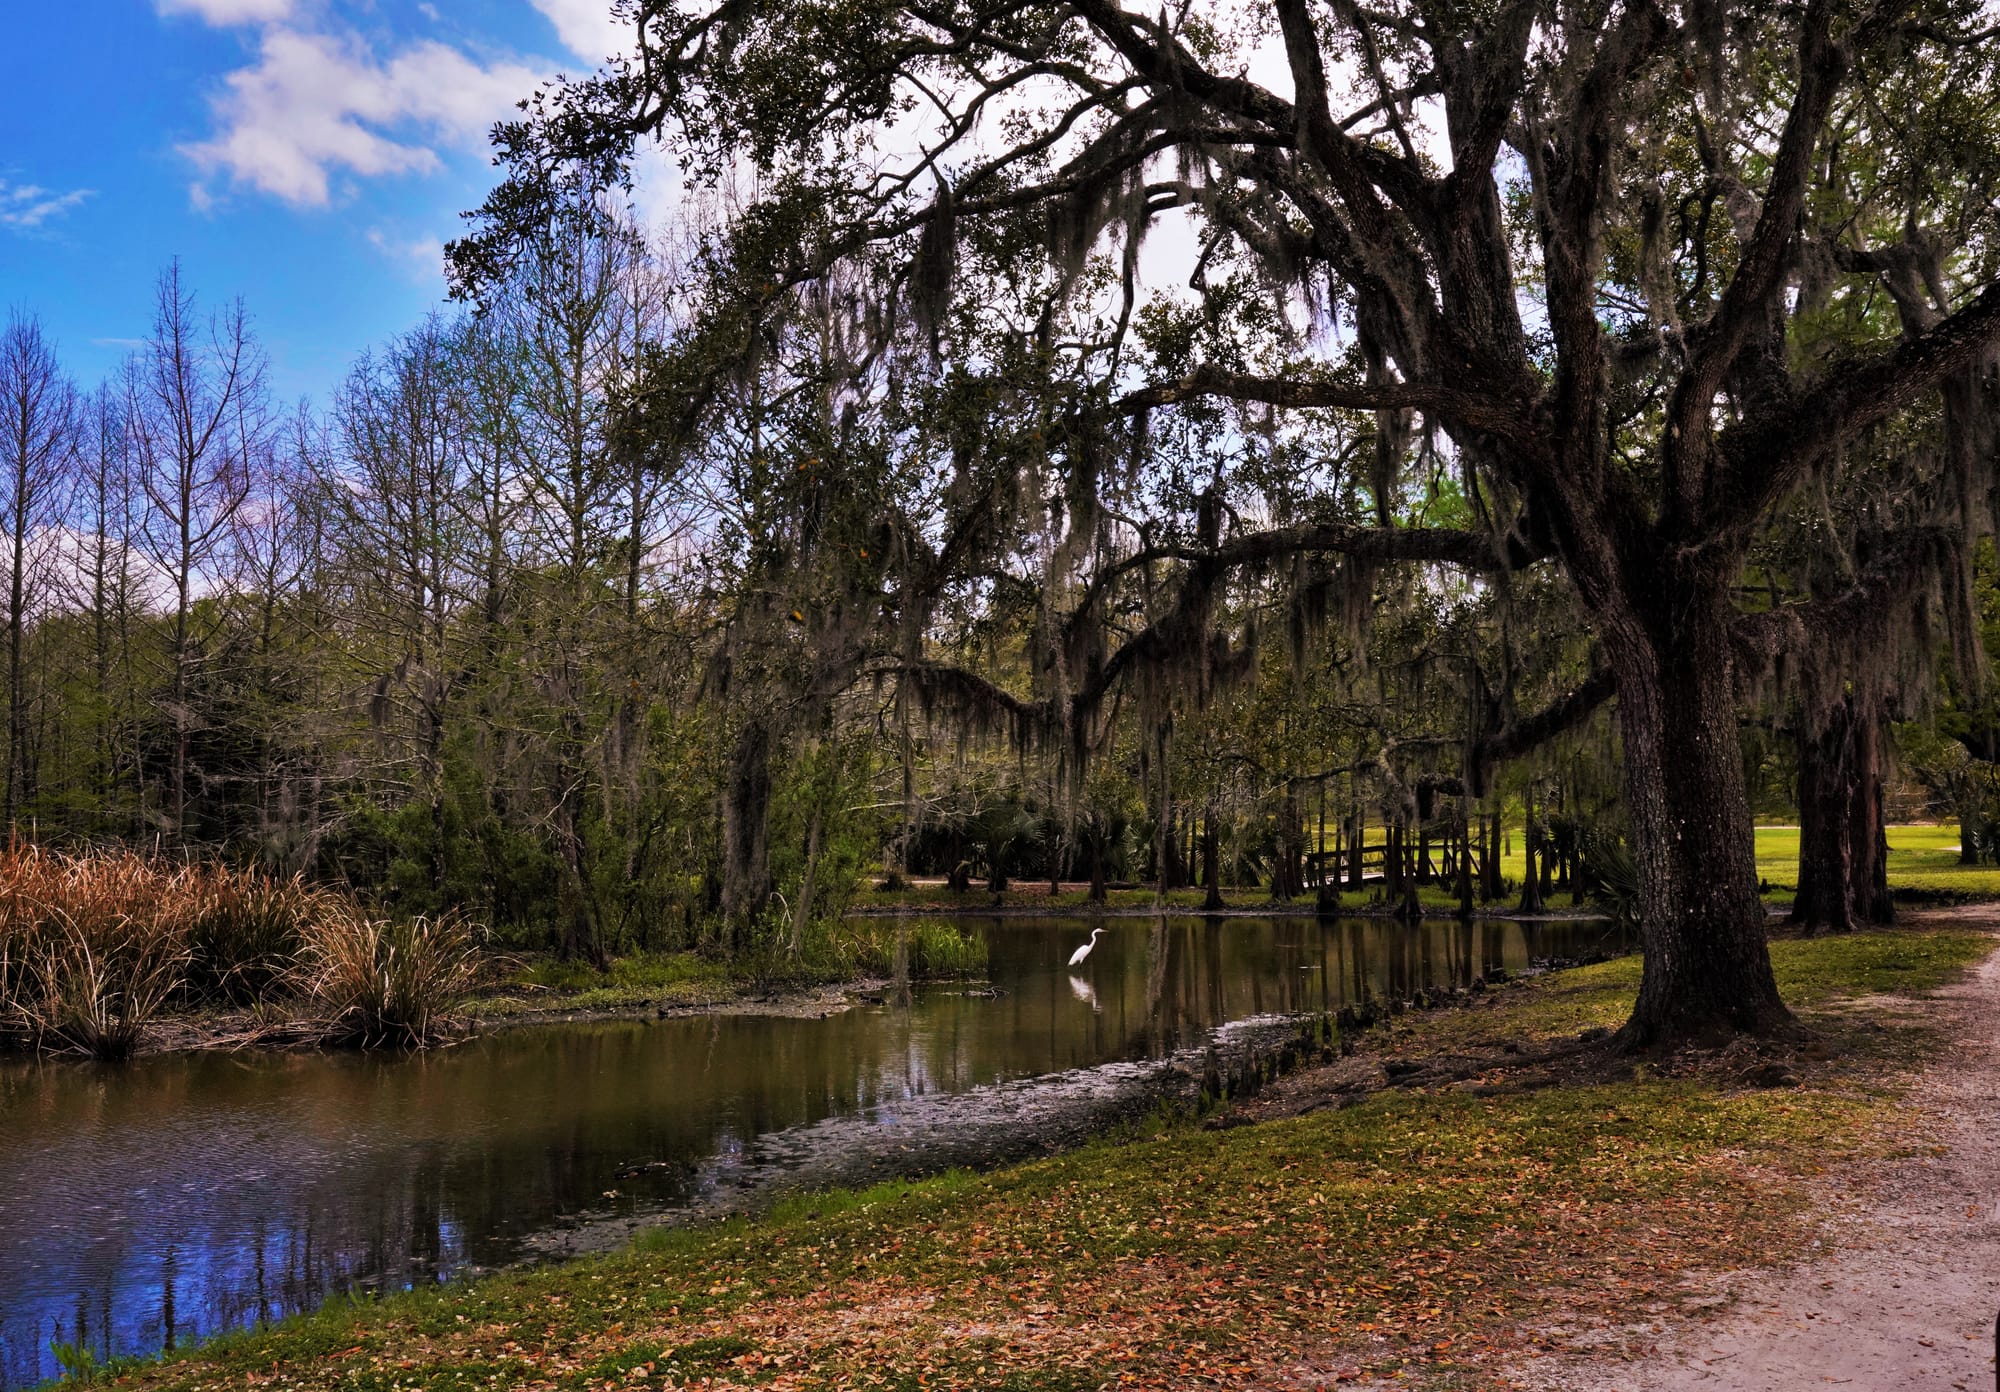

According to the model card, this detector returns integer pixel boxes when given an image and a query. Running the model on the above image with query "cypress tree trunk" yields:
[720,718,773,940]
[1519,790,1544,913]
[1272,784,1304,902]
[1348,805,1365,888]
[1480,813,1502,902]
[1609,594,1790,1046]
[1202,808,1224,910]
[1455,806,1474,920]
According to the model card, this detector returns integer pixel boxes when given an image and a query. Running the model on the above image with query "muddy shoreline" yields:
[77,973,917,1060]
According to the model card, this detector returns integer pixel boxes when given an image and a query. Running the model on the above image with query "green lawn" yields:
[1754,823,2000,899]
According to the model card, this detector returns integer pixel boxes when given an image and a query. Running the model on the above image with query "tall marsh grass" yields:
[842,919,989,980]
[298,908,477,1048]
[0,845,476,1057]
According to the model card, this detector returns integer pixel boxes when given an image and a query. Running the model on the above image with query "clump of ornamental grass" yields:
[182,868,337,1004]
[297,907,477,1048]
[0,846,195,1058]
[0,844,481,1056]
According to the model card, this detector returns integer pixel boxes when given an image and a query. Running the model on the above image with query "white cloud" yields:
[156,0,293,24]
[180,28,542,207]
[528,0,629,64]
[0,180,92,231]
[367,227,446,282]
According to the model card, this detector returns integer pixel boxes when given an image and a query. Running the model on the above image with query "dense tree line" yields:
[0,240,729,964]
[0,230,1613,967]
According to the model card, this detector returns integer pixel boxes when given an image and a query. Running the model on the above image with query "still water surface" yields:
[0,913,1623,1387]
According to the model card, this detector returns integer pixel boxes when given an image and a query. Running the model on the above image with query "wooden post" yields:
[1348,801,1365,889]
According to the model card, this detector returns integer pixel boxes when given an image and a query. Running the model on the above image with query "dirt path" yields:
[1533,915,2000,1392]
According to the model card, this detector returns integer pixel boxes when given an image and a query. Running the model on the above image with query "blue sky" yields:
[1,0,634,406]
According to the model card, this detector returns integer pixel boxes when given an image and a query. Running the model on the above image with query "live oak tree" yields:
[457,0,2000,1042]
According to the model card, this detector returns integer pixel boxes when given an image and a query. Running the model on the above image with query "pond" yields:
[0,913,1625,1388]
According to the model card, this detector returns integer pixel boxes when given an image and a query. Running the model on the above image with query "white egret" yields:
[1067,927,1105,967]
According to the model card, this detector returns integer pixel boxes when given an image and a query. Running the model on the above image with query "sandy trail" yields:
[1534,913,2000,1391]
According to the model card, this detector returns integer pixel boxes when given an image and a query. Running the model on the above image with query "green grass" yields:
[1754,823,2000,899]
[464,951,738,1020]
[126,1087,1885,1392]
[856,823,2000,918]
[113,924,1996,1392]
[1409,927,1995,1050]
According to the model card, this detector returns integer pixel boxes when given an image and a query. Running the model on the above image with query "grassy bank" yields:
[1753,823,2000,898]
[466,920,989,1023]
[101,920,1993,1392]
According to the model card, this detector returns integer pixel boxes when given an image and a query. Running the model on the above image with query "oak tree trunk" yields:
[1792,697,1895,934]
[1610,594,1791,1046]
[1790,705,1856,934]
[1847,715,1894,926]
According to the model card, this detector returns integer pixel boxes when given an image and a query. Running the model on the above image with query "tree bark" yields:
[1792,696,1895,933]
[1455,805,1474,920]
[1610,595,1791,1046]
[1518,789,1544,913]
[1385,819,1404,899]
[1202,806,1224,911]
[1791,702,1856,933]
[720,718,773,940]
[1847,712,1894,926]
[1347,804,1365,888]
[1480,813,1502,903]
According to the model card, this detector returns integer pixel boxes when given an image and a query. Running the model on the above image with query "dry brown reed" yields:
[297,908,477,1048]
[0,846,198,1056]
[0,845,477,1056]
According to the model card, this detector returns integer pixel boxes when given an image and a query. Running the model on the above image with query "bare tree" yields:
[77,382,141,831]
[327,316,474,837]
[129,260,264,840]
[0,312,78,830]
